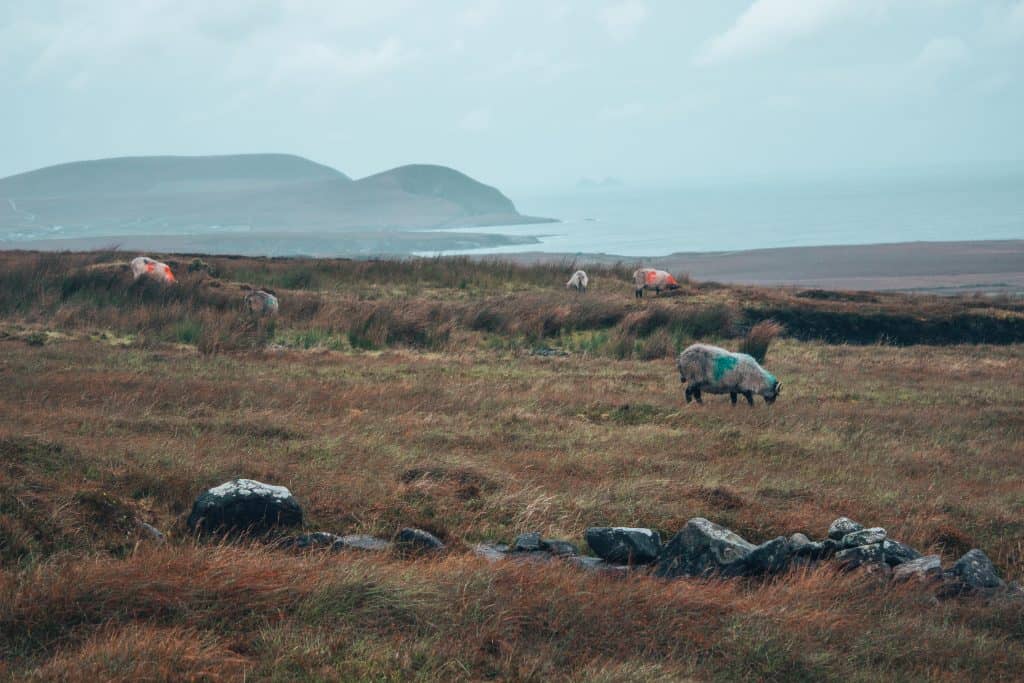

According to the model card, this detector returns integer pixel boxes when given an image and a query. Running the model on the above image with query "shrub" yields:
[739,320,784,364]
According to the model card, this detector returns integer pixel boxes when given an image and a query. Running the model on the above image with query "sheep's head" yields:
[764,380,782,404]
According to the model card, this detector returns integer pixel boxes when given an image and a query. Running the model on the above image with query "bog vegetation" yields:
[1,250,1022,680]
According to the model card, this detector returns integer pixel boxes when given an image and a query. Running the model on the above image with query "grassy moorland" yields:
[1,250,1023,681]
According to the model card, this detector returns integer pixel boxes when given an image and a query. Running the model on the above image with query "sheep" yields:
[243,289,279,316]
[566,270,589,293]
[130,256,176,284]
[633,268,679,298]
[676,343,782,406]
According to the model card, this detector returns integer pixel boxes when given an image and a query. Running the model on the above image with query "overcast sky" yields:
[3,0,1023,190]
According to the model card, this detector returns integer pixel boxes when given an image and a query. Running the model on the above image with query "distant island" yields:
[0,154,554,255]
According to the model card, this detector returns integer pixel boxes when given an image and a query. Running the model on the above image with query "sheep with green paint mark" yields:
[676,343,782,406]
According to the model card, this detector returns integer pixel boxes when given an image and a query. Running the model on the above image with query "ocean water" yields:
[422,166,1024,257]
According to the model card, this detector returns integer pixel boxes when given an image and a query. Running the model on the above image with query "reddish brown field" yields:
[1,251,1022,680]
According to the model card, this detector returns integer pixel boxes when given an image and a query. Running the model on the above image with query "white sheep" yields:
[676,343,782,406]
[566,270,589,293]
[244,289,279,316]
[633,268,679,298]
[130,256,176,284]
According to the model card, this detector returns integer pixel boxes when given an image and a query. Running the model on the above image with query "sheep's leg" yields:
[693,387,703,404]
[743,391,754,406]
[730,392,738,405]
[685,387,692,403]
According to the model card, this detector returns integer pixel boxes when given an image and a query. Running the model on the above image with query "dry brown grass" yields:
[1,250,1023,679]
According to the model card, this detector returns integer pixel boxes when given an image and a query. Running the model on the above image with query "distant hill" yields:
[0,154,552,244]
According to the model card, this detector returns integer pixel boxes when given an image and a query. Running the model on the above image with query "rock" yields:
[567,556,630,577]
[395,527,445,553]
[793,538,839,561]
[841,527,887,548]
[186,479,303,534]
[655,518,755,578]
[136,520,166,543]
[893,555,942,582]
[512,532,543,552]
[540,539,579,556]
[286,531,340,549]
[745,536,791,575]
[880,540,922,566]
[333,534,392,552]
[835,542,886,569]
[472,542,509,562]
[585,527,662,565]
[949,549,1004,590]
[828,517,864,541]
[788,533,812,552]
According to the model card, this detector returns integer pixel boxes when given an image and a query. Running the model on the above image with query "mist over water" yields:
[424,166,1024,257]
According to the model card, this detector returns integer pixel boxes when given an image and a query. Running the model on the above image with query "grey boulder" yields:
[395,528,445,553]
[187,479,302,534]
[334,534,392,552]
[585,527,662,565]
[893,555,942,582]
[745,536,791,575]
[656,518,755,578]
[512,532,543,552]
[840,527,886,548]
[948,549,1004,590]
[828,517,864,541]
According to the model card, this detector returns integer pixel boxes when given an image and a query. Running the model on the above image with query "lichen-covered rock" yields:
[836,542,886,569]
[187,479,302,534]
[828,517,864,541]
[395,528,445,553]
[793,537,839,561]
[540,539,579,557]
[745,536,791,574]
[585,527,662,565]
[512,532,543,552]
[472,543,509,562]
[893,555,942,582]
[334,534,392,552]
[285,532,339,549]
[656,518,755,578]
[880,540,922,566]
[788,533,811,552]
[841,527,887,548]
[949,549,1004,590]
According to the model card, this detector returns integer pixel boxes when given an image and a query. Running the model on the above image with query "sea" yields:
[418,164,1024,257]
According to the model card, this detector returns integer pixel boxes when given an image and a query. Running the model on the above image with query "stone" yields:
[472,543,509,562]
[880,540,922,566]
[136,520,165,543]
[333,534,392,552]
[788,533,812,552]
[512,532,543,552]
[540,539,579,556]
[286,532,340,549]
[949,549,1004,590]
[186,479,302,534]
[841,527,886,548]
[585,527,662,565]
[745,536,791,575]
[793,538,839,561]
[828,517,864,541]
[655,518,755,578]
[567,555,630,577]
[395,527,445,553]
[835,542,886,569]
[893,555,942,582]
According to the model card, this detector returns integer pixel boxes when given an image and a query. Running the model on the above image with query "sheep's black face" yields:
[764,380,782,404]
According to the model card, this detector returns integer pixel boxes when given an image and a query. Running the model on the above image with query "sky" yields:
[2,0,1023,191]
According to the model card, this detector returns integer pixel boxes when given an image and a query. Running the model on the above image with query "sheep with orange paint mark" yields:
[632,268,679,298]
[130,256,176,284]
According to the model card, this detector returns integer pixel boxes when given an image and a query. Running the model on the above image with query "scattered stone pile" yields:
[186,480,1019,599]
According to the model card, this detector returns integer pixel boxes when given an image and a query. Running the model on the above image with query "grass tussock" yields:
[739,319,785,363]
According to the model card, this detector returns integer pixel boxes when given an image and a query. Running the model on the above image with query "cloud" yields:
[696,0,860,66]
[599,0,648,42]
[599,102,646,121]
[270,38,408,84]
[457,0,500,28]
[459,107,491,131]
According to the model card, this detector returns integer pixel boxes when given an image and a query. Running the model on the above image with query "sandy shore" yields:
[492,240,1024,294]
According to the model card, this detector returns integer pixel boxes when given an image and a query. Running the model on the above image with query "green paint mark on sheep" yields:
[713,355,738,381]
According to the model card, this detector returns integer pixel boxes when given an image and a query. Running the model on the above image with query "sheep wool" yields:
[677,343,781,406]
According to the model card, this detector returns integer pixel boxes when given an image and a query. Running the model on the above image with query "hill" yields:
[0,155,553,247]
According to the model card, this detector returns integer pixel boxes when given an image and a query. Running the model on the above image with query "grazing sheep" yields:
[566,270,589,293]
[676,343,782,406]
[633,268,679,298]
[244,289,279,316]
[130,256,176,284]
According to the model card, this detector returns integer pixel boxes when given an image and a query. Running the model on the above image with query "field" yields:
[1,251,1023,681]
